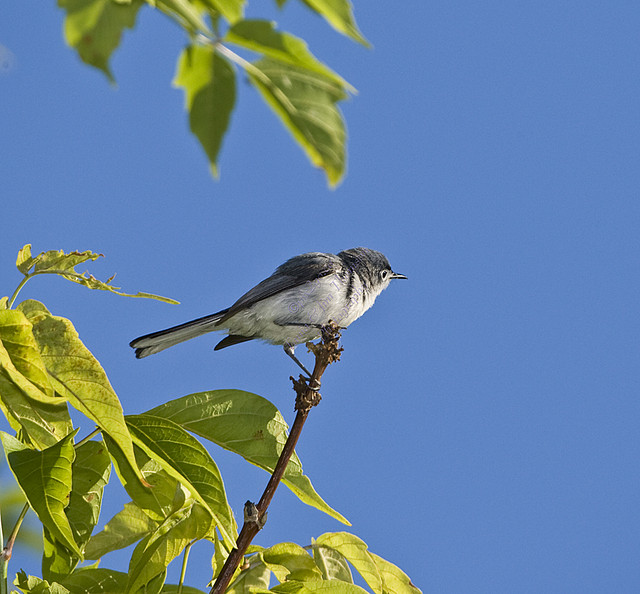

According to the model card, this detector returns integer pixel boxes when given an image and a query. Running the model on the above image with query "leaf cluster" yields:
[56,0,368,186]
[0,245,420,594]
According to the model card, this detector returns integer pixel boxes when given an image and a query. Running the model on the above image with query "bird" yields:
[130,247,406,375]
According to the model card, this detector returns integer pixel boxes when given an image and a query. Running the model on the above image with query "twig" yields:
[210,323,342,594]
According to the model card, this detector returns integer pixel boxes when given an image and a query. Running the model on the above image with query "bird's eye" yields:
[381,270,390,281]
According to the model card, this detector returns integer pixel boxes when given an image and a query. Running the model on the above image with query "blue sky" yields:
[2,1,640,592]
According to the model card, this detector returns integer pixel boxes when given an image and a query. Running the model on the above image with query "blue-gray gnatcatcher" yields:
[130,247,406,374]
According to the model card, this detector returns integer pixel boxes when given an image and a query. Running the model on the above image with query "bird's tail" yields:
[130,309,228,358]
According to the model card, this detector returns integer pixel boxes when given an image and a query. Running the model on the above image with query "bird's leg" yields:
[283,344,312,377]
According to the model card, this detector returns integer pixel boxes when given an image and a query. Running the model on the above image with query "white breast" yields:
[220,272,380,346]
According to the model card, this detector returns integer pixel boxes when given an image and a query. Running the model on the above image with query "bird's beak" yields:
[391,272,407,280]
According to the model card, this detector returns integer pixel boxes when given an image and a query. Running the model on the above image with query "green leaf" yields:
[271,581,368,594]
[147,390,349,524]
[0,309,54,398]
[315,533,381,594]
[210,528,230,581]
[16,244,35,274]
[57,0,144,83]
[161,586,208,594]
[153,0,210,35]
[199,0,244,23]
[0,332,72,449]
[16,245,101,276]
[42,530,70,586]
[60,567,129,593]
[103,434,184,522]
[262,542,322,583]
[225,20,352,90]
[248,57,347,187]
[67,440,112,546]
[126,413,236,545]
[43,439,111,581]
[301,0,369,46]
[0,431,82,557]
[127,502,212,594]
[85,501,159,560]
[174,45,236,178]
[18,300,146,485]
[312,544,352,583]
[14,570,70,594]
[43,528,77,586]
[368,553,421,594]
[227,556,270,594]
[15,245,178,304]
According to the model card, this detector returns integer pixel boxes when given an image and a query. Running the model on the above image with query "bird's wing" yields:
[217,252,339,324]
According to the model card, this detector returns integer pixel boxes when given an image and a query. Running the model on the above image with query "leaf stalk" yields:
[178,540,195,594]
[7,275,31,309]
[2,502,29,568]
[0,504,5,594]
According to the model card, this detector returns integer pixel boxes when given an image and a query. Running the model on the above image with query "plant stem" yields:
[0,503,6,594]
[210,324,342,594]
[2,503,29,570]
[178,541,195,594]
[7,275,31,309]
[75,428,101,449]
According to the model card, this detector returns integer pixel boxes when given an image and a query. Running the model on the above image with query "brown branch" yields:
[210,323,343,594]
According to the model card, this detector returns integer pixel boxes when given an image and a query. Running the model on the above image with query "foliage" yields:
[55,0,367,186]
[0,245,420,594]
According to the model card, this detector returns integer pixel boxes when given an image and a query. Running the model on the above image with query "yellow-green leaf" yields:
[57,0,144,82]
[16,244,34,274]
[17,245,102,276]
[271,580,369,594]
[0,309,54,398]
[154,0,210,35]
[18,300,146,484]
[67,440,112,546]
[14,570,70,594]
[0,332,72,449]
[127,502,212,594]
[227,556,270,594]
[125,414,236,546]
[174,45,236,178]
[104,428,192,526]
[199,0,244,24]
[14,245,177,304]
[43,439,111,581]
[248,57,348,187]
[0,431,82,557]
[226,19,353,90]
[60,567,129,593]
[85,501,159,560]
[262,542,322,583]
[312,544,353,583]
[147,390,350,525]
[302,0,369,47]
[369,553,421,594]
[315,533,382,594]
